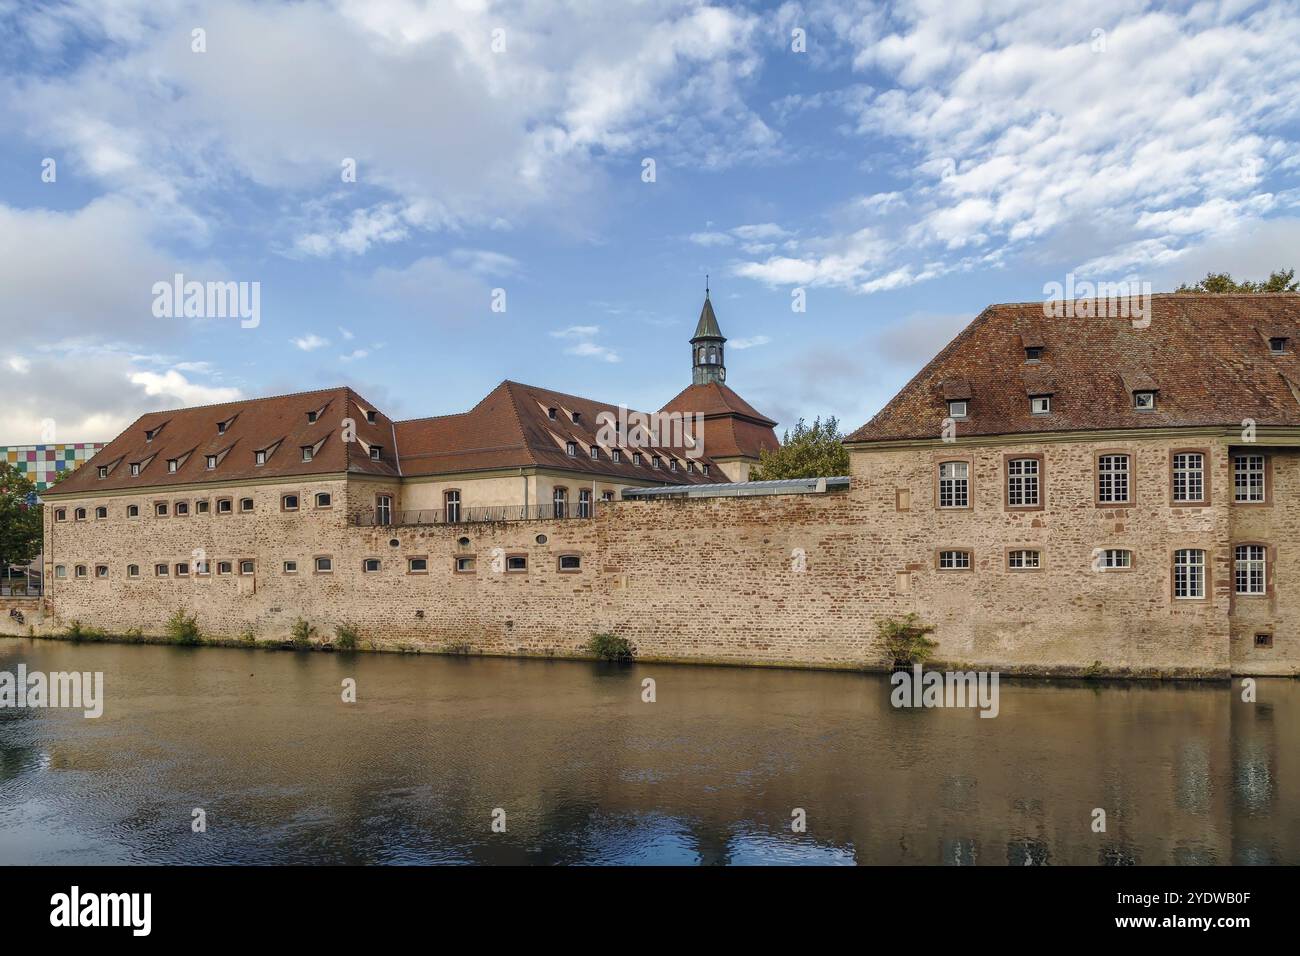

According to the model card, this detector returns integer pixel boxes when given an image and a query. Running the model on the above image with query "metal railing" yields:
[1,585,42,598]
[352,504,598,527]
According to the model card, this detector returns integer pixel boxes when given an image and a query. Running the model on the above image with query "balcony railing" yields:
[352,504,597,527]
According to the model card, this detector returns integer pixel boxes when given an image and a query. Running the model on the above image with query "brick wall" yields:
[34,436,1300,677]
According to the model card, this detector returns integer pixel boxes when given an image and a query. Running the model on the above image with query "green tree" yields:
[749,416,850,480]
[0,463,43,588]
[1175,268,1297,293]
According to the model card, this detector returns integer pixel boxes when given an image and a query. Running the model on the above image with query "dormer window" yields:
[130,462,141,476]
[633,453,642,466]
[97,466,108,479]
[145,428,157,442]
[307,410,319,424]
[547,407,557,420]
[948,400,968,419]
[669,459,677,472]
[590,446,599,460]
[369,446,382,461]
[255,449,267,466]
[612,449,621,463]
[366,410,377,424]
[206,455,217,469]
[217,420,228,434]
[1269,336,1289,354]
[167,459,178,473]
[1030,395,1051,415]
[566,441,577,457]
[1133,391,1156,411]
[571,411,581,424]
[1025,346,1044,362]
[301,445,314,462]
[652,456,662,469]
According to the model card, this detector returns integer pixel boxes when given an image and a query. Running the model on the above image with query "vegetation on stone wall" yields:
[290,618,316,647]
[334,622,359,650]
[749,416,850,480]
[877,613,938,666]
[588,632,635,662]
[166,609,201,645]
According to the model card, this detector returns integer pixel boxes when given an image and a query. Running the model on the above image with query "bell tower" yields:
[691,281,726,385]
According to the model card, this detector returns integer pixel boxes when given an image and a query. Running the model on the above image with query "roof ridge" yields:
[496,381,541,467]
[130,384,348,418]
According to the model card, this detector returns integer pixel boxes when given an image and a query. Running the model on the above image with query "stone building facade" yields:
[19,293,1300,678]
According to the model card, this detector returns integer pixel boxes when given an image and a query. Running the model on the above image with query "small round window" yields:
[535,534,548,545]
[458,536,471,548]
[389,538,400,548]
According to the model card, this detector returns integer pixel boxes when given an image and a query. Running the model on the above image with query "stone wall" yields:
[33,436,1300,677]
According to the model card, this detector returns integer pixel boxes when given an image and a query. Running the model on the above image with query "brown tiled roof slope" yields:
[847,294,1300,443]
[52,387,400,494]
[659,382,779,458]
[395,381,721,483]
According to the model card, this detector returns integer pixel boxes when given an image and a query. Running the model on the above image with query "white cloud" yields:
[291,334,329,352]
[127,369,242,407]
[550,325,601,339]
[728,335,771,349]
[565,341,621,363]
[6,356,31,374]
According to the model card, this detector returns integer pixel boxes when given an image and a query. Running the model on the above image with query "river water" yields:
[1,637,1294,865]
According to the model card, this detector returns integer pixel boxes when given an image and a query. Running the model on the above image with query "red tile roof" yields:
[659,382,779,459]
[394,380,723,483]
[847,294,1300,443]
[50,387,400,494]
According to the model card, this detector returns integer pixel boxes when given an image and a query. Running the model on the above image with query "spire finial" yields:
[705,274,710,299]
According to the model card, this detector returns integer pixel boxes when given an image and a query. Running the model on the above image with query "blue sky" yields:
[2,0,1298,444]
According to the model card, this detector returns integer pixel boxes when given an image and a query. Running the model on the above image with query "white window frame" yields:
[1234,544,1266,595]
[1007,458,1040,507]
[938,550,971,570]
[1173,549,1205,599]
[1007,549,1040,569]
[938,461,969,509]
[1030,395,1051,415]
[1234,454,1266,503]
[948,400,968,419]
[1097,454,1131,504]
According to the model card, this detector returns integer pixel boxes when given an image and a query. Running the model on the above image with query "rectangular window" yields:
[948,400,968,419]
[155,502,168,516]
[1007,458,1040,507]
[1173,549,1206,599]
[369,446,382,461]
[578,488,592,518]
[314,557,333,573]
[376,495,392,526]
[407,557,428,574]
[282,494,299,511]
[175,563,190,576]
[938,550,972,570]
[1007,549,1040,569]
[97,466,108,479]
[95,506,108,519]
[155,564,168,577]
[590,446,599,460]
[167,459,178,473]
[612,449,621,463]
[454,556,475,574]
[1234,454,1266,503]
[363,558,381,573]
[1235,544,1266,595]
[558,554,582,572]
[255,450,267,466]
[130,462,141,476]
[217,561,232,575]
[1097,454,1131,504]
[301,446,313,462]
[74,565,87,578]
[127,565,140,578]
[95,565,108,578]
[175,501,189,516]
[239,560,255,575]
[283,561,297,574]
[55,508,67,521]
[239,498,254,512]
[217,499,232,514]
[1172,453,1205,503]
[195,500,209,514]
[1133,391,1156,411]
[1255,632,1273,648]
[506,555,527,572]
[127,505,139,518]
[444,491,461,523]
[1269,337,1288,354]
[55,566,67,579]
[1030,396,1051,415]
[566,442,577,457]
[938,461,969,508]
[1100,549,1133,569]
[314,492,331,508]
[206,455,217,469]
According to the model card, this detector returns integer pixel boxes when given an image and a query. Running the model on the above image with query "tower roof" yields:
[691,294,725,342]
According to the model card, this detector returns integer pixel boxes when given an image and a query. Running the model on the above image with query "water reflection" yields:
[0,637,1296,865]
